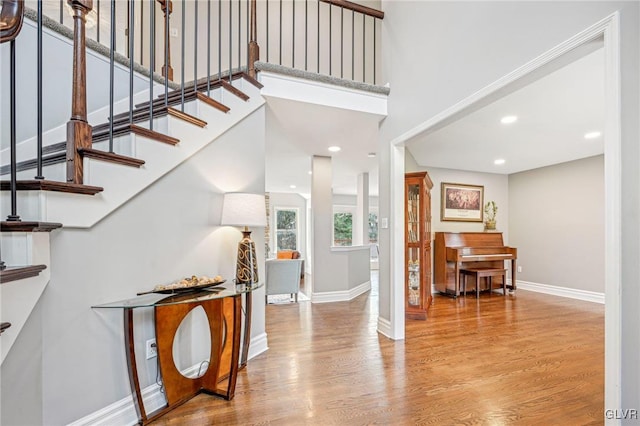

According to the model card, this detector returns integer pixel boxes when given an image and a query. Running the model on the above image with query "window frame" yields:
[332,205,355,247]
[274,207,299,253]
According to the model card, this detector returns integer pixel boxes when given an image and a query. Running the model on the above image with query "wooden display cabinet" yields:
[405,171,433,320]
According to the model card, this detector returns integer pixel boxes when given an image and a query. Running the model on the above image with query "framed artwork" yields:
[440,182,484,222]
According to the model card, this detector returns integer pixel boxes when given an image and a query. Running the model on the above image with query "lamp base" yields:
[236,229,259,284]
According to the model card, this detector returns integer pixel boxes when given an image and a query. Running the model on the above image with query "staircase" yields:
[0,1,265,364]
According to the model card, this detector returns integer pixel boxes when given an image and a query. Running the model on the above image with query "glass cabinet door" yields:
[407,184,420,243]
[407,246,421,307]
[405,171,433,320]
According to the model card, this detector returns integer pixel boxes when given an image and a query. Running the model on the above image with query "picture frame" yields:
[440,182,484,222]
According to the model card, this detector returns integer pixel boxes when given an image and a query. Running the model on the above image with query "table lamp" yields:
[220,193,267,284]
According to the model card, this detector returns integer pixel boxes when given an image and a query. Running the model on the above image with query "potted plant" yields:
[484,201,497,230]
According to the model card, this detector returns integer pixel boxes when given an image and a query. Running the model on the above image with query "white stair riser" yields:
[0,233,34,266]
[15,162,65,181]
[0,191,44,223]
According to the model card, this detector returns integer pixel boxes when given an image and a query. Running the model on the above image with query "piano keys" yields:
[434,232,518,297]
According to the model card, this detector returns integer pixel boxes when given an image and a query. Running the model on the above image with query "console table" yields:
[93,282,261,425]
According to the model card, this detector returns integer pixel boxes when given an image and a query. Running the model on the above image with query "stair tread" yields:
[1,221,63,232]
[167,108,208,127]
[0,179,103,195]
[220,79,250,101]
[129,124,180,145]
[196,92,230,113]
[242,73,263,89]
[0,264,47,284]
[78,148,145,168]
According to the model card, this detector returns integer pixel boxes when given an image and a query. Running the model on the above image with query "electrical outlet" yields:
[517,266,522,273]
[170,27,178,38]
[146,339,157,360]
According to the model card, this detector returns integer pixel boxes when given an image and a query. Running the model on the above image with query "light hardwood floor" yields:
[153,276,604,425]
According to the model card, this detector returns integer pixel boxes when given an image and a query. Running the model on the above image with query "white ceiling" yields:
[264,47,604,197]
[265,97,380,197]
[406,48,605,174]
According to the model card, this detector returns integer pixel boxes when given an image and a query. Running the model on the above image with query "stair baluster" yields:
[149,0,156,131]
[108,0,115,153]
[194,0,198,95]
[180,0,185,111]
[7,40,20,222]
[1,0,24,222]
[129,0,135,126]
[207,0,212,94]
[36,0,44,179]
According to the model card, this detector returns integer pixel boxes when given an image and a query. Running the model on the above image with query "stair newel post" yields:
[66,0,93,185]
[248,0,258,78]
[158,0,173,81]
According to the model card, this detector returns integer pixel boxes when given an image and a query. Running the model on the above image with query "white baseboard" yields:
[516,280,604,304]
[248,332,269,361]
[68,333,269,426]
[376,316,393,339]
[67,380,166,426]
[311,280,371,303]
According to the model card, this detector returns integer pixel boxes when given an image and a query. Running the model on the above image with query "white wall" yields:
[406,151,509,240]
[268,192,308,262]
[509,155,604,293]
[0,108,267,425]
[380,0,639,412]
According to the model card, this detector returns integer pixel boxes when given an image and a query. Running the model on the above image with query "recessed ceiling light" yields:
[494,159,506,165]
[308,171,312,175]
[289,185,297,189]
[328,146,341,152]
[584,131,602,139]
[367,152,376,158]
[500,115,518,124]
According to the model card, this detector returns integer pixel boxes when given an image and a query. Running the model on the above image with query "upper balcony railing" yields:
[1,0,383,228]
[29,0,383,86]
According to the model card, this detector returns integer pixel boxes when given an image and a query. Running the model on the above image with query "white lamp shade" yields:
[220,193,267,227]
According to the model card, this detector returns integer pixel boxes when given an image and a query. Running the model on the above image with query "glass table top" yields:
[92,282,263,309]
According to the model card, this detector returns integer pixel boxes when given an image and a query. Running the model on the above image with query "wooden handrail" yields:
[319,0,384,20]
[0,0,24,43]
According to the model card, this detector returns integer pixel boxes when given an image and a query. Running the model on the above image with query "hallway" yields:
[154,284,603,425]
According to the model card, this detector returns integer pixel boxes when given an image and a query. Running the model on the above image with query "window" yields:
[333,212,353,246]
[275,208,298,251]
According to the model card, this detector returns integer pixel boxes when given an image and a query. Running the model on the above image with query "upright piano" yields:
[434,232,517,297]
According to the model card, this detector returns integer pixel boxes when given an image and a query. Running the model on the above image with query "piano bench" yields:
[459,268,507,298]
